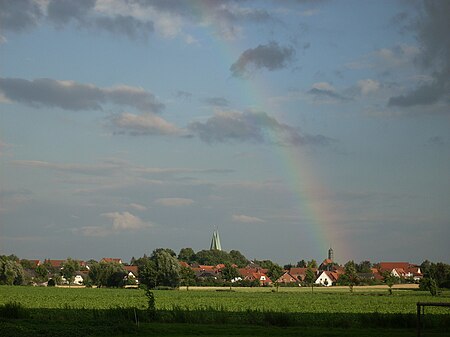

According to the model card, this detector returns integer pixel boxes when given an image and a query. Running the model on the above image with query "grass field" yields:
[1,286,450,336]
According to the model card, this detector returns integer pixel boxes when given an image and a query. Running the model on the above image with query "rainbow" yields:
[194,4,350,261]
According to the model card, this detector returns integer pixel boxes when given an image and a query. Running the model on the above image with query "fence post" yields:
[416,303,421,337]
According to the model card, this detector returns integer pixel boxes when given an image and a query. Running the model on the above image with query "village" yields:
[22,255,423,288]
[1,230,427,288]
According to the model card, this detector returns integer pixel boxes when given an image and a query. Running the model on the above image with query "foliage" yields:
[139,249,181,289]
[61,258,80,285]
[296,260,307,268]
[0,256,24,285]
[307,260,318,269]
[35,265,49,282]
[193,250,232,266]
[228,250,249,268]
[179,266,196,290]
[383,273,398,295]
[89,261,127,288]
[221,264,240,283]
[178,248,195,263]
[356,261,372,274]
[419,277,439,296]
[304,267,315,292]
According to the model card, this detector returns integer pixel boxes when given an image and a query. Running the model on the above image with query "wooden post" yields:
[417,303,421,337]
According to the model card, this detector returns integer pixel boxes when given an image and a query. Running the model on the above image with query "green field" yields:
[1,285,449,314]
[1,286,450,336]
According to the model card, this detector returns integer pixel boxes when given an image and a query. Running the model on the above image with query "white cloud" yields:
[128,203,148,211]
[232,214,265,224]
[155,198,194,207]
[110,112,182,136]
[101,211,152,230]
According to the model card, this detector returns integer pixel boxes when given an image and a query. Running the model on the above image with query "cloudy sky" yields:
[1,0,449,265]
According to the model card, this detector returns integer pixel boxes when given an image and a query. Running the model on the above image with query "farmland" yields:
[1,285,449,314]
[1,286,450,336]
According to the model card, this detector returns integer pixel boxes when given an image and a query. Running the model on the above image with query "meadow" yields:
[1,286,450,336]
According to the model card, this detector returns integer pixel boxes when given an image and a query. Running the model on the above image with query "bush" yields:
[47,279,56,287]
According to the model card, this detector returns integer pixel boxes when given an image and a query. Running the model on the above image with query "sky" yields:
[0,0,449,265]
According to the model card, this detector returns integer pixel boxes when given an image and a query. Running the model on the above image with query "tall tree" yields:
[304,267,316,293]
[152,249,181,288]
[307,259,318,269]
[267,263,284,292]
[221,263,240,289]
[179,266,196,290]
[0,256,24,285]
[61,258,80,285]
[229,250,248,268]
[178,248,195,263]
[296,260,307,268]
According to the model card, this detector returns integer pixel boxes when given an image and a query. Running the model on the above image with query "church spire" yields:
[210,228,222,251]
[328,247,334,261]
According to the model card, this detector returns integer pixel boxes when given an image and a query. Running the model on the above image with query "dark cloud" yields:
[306,83,351,102]
[388,1,450,108]
[47,0,95,26]
[0,0,42,32]
[230,42,295,77]
[189,110,332,146]
[0,77,164,113]
[204,97,230,107]
[307,87,349,101]
[0,0,153,40]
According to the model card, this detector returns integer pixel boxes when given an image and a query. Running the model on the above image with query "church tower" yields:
[328,247,334,261]
[210,228,222,251]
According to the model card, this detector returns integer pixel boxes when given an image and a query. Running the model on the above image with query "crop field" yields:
[1,285,449,314]
[1,286,450,336]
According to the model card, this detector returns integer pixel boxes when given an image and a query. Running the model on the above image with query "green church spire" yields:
[210,228,222,251]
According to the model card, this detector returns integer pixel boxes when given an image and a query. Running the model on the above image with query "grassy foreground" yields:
[1,286,449,336]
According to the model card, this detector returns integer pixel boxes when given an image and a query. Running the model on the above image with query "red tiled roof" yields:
[101,258,123,264]
[124,266,138,275]
[44,259,66,268]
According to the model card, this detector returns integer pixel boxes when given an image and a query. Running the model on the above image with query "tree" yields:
[152,249,181,288]
[221,263,240,289]
[61,258,80,285]
[307,259,318,269]
[178,248,195,263]
[35,265,49,282]
[229,250,248,268]
[356,260,372,274]
[88,261,126,287]
[344,261,358,292]
[267,264,284,292]
[296,260,307,268]
[193,249,232,266]
[0,256,24,285]
[384,273,398,295]
[20,259,35,270]
[180,266,196,290]
[304,267,316,293]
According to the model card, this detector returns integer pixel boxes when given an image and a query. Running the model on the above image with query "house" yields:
[73,274,85,285]
[319,258,334,271]
[315,271,339,286]
[276,271,299,285]
[289,267,317,282]
[238,268,272,286]
[124,266,139,284]
[378,262,423,281]
[44,259,66,269]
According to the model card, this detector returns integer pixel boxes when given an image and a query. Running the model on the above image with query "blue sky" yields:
[1,0,449,265]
